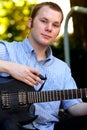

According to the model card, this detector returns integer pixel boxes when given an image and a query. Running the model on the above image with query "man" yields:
[0,2,87,130]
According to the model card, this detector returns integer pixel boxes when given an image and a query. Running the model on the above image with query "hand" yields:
[0,61,42,87]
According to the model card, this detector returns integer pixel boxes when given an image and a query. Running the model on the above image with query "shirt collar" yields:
[22,37,34,53]
[22,38,53,61]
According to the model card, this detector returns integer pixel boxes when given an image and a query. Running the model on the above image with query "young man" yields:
[0,2,87,130]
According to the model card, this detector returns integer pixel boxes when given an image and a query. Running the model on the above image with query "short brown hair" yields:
[31,2,63,23]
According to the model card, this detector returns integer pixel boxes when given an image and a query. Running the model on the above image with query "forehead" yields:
[36,6,62,23]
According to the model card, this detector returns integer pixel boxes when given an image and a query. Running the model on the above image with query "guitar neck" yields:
[0,77,87,108]
[27,88,87,103]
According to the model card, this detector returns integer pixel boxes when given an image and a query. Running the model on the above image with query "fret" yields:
[56,90,58,100]
[52,91,54,101]
[38,92,41,102]
[55,91,58,100]
[59,90,62,100]
[28,92,34,103]
[72,89,76,99]
[85,88,87,98]
[38,91,41,102]
[68,89,73,99]
[80,88,82,98]
[27,92,30,103]
[43,91,46,102]
[37,92,40,102]
[51,91,54,101]
[52,90,55,101]
[56,91,58,101]
[44,91,47,102]
[63,90,65,100]
[37,92,39,102]
[70,89,73,99]
[48,91,50,101]
[45,91,49,102]
[76,89,78,98]
[34,92,37,102]
[49,91,52,101]
[49,91,51,101]
[64,90,68,100]
[40,91,43,102]
[67,89,69,99]
[72,89,79,99]
[31,92,34,103]
[81,88,86,98]
[52,91,55,101]
[68,89,72,99]
[77,89,81,98]
[60,90,64,100]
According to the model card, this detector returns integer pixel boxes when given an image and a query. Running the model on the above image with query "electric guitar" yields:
[0,76,87,124]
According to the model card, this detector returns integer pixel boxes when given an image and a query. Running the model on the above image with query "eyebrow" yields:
[40,17,60,24]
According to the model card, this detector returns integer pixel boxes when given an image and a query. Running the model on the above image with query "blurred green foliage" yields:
[0,0,37,41]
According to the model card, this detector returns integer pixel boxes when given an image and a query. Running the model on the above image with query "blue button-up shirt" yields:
[0,38,82,130]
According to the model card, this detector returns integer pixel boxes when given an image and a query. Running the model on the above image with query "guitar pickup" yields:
[1,91,11,109]
[1,90,28,110]
[18,90,27,107]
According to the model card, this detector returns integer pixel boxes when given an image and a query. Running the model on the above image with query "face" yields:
[28,6,62,47]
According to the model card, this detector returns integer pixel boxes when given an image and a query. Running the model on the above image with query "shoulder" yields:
[53,56,68,67]
[52,56,71,73]
[0,39,25,50]
[0,40,18,47]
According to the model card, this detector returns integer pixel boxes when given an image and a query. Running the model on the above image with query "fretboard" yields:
[27,88,87,103]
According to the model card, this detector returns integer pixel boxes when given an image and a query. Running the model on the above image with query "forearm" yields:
[68,102,87,116]
[0,60,42,86]
[0,60,12,74]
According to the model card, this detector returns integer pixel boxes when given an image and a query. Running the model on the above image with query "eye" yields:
[40,19,47,23]
[53,23,60,28]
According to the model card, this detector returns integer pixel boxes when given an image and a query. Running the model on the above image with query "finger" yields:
[24,77,38,87]
[30,68,40,76]
[29,72,42,83]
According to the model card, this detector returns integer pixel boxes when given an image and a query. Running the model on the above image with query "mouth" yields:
[41,33,52,39]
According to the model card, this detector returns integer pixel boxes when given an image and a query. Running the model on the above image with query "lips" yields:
[41,33,52,39]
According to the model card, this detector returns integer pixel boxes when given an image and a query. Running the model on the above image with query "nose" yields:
[45,23,52,32]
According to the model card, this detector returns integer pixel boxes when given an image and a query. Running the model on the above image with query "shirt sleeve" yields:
[0,41,10,60]
[62,65,83,110]
[0,41,10,76]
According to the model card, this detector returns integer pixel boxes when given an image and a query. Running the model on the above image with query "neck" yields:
[28,36,47,61]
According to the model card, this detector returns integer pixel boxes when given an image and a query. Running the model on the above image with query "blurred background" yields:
[0,0,87,99]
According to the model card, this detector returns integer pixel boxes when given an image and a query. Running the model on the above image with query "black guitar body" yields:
[0,76,87,125]
[0,76,37,125]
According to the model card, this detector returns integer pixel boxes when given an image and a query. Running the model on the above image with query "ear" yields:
[28,18,32,28]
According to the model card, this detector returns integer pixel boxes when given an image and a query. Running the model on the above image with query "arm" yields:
[68,102,87,116]
[0,42,42,86]
[62,65,87,116]
[0,60,42,87]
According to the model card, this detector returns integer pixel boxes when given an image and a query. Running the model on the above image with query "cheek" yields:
[53,31,60,38]
[31,27,41,40]
[32,23,42,34]
[54,28,60,37]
